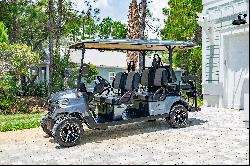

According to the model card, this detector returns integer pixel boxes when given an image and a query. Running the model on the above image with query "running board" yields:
[94,113,169,129]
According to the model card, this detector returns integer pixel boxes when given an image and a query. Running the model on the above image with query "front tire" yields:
[167,104,188,128]
[41,113,53,137]
[52,117,83,147]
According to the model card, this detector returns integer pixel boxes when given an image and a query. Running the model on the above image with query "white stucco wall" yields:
[201,0,249,110]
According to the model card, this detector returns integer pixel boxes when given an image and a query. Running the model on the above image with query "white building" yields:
[199,0,249,127]
[199,0,249,109]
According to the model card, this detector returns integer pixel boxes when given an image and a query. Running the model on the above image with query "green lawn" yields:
[0,112,46,132]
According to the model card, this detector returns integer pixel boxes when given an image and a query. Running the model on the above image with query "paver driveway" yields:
[0,107,249,165]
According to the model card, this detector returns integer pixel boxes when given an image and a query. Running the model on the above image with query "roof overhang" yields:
[68,39,195,51]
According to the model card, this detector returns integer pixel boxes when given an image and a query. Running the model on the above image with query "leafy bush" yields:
[0,74,17,114]
[0,93,15,114]
[22,81,48,97]
[0,21,9,43]
[3,97,47,115]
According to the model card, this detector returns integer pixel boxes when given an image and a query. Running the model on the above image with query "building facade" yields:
[199,0,249,110]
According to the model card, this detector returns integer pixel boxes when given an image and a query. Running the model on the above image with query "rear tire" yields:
[167,104,188,128]
[52,117,83,147]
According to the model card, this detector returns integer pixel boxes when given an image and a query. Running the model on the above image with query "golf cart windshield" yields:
[69,39,194,51]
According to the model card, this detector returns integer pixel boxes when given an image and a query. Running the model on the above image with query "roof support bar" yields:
[77,44,86,91]
[168,46,176,69]
[168,46,176,81]
[142,51,146,71]
[168,46,173,69]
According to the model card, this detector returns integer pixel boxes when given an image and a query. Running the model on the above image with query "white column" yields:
[46,64,50,85]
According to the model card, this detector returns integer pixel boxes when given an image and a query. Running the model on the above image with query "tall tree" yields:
[98,17,113,39]
[79,0,100,40]
[0,0,49,50]
[138,0,147,73]
[127,0,141,69]
[139,0,147,39]
[56,0,63,49]
[111,21,128,39]
[48,0,55,95]
[161,0,202,44]
[98,17,127,39]
[161,0,203,94]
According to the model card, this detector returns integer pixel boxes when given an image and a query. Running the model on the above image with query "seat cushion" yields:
[105,96,121,105]
[94,95,108,102]
[134,92,154,101]
[180,84,193,91]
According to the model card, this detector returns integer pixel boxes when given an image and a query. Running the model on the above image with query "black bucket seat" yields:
[104,71,140,105]
[94,72,127,102]
[135,68,169,101]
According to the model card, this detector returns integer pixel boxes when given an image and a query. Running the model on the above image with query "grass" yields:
[0,112,46,132]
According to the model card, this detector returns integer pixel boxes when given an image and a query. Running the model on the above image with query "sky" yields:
[72,0,169,39]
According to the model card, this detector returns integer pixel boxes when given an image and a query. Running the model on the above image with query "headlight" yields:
[58,98,69,106]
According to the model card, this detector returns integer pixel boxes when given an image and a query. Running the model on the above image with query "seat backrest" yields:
[125,72,140,91]
[140,68,156,87]
[140,69,150,86]
[112,72,127,90]
[154,68,168,87]
[164,66,177,83]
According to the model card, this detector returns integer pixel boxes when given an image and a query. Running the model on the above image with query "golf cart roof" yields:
[69,39,194,51]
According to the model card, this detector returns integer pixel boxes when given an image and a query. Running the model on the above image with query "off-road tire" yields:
[52,117,83,147]
[167,104,188,128]
[41,113,53,137]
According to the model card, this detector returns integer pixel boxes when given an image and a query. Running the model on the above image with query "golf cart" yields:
[41,39,199,147]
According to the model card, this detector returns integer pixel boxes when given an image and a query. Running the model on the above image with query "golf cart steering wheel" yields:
[97,76,111,87]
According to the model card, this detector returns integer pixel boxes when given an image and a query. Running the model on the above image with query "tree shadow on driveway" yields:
[51,118,208,149]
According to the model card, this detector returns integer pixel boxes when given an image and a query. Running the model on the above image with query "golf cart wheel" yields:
[52,117,83,147]
[41,113,53,137]
[167,104,188,128]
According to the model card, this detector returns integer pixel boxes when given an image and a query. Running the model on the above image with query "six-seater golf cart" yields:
[41,39,199,147]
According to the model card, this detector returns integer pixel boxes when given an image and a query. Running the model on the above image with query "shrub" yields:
[22,81,48,97]
[0,92,15,114]
[11,97,47,114]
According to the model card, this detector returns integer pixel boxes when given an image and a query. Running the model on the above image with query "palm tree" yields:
[139,0,147,73]
[127,0,140,70]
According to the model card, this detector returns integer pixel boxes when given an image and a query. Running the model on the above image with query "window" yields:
[109,72,116,81]
[41,67,46,82]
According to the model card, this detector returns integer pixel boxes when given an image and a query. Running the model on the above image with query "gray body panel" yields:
[47,90,189,129]
[149,96,189,116]
[48,89,89,119]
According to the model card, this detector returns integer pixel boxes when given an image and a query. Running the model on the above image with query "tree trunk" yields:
[48,0,55,95]
[11,19,18,43]
[140,0,147,39]
[10,0,18,43]
[127,0,141,70]
[55,0,63,49]
[139,0,147,73]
